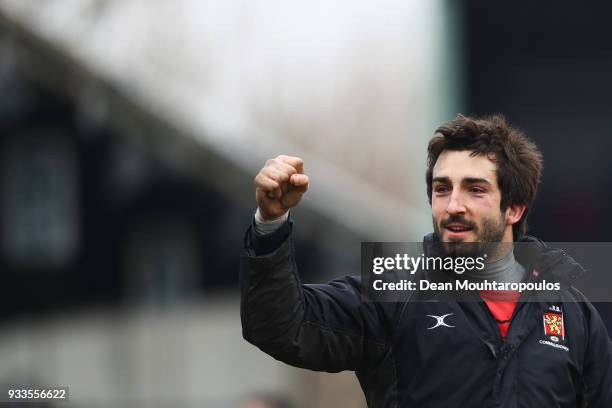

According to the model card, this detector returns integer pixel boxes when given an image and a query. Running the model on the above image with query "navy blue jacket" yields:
[240,221,612,407]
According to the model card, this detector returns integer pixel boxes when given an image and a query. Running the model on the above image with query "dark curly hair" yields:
[426,114,543,240]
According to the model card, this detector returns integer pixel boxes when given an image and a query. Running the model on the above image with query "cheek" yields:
[472,199,504,225]
[431,198,446,217]
[471,195,498,212]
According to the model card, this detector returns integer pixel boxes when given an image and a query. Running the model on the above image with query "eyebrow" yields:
[432,176,493,186]
[432,176,451,184]
[463,177,492,185]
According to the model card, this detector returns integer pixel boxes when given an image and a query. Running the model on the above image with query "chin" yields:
[443,234,476,243]
[441,237,483,258]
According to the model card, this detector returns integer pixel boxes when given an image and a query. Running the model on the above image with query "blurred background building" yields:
[0,1,610,407]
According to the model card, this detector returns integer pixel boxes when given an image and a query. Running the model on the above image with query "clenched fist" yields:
[254,155,310,220]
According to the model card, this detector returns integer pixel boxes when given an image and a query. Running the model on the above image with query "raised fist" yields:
[254,155,309,220]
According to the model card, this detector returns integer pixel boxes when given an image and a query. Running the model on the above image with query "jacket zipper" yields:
[479,298,507,407]
[479,299,503,348]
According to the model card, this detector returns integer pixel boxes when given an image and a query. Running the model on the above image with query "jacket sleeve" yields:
[581,302,612,407]
[240,223,389,372]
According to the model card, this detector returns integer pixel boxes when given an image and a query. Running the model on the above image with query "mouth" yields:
[444,223,473,237]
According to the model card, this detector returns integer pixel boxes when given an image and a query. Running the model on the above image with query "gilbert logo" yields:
[427,313,455,330]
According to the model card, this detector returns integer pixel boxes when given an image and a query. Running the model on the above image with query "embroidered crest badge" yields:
[543,312,564,339]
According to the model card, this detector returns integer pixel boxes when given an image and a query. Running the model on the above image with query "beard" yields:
[432,213,506,258]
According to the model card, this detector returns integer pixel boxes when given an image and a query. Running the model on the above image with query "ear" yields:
[505,204,527,226]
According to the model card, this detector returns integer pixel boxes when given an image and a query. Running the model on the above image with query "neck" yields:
[464,245,525,284]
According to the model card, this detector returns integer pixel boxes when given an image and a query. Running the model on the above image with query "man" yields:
[240,114,612,407]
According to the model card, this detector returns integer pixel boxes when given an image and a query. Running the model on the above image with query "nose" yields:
[446,191,466,215]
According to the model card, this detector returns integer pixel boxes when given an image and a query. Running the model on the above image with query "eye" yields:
[434,185,450,194]
[470,187,485,194]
